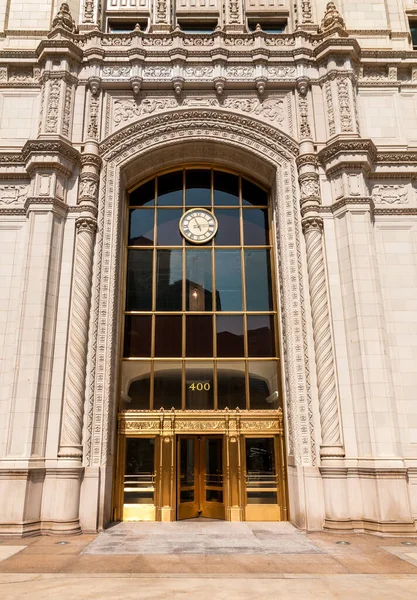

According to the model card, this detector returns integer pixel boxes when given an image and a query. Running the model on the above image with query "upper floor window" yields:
[107,20,147,33]
[411,24,417,49]
[248,20,286,34]
[178,20,217,34]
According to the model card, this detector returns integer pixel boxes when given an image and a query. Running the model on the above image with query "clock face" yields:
[179,208,218,244]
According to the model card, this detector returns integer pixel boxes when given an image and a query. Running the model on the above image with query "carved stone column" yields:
[302,217,343,456]
[59,143,101,460]
[296,78,344,459]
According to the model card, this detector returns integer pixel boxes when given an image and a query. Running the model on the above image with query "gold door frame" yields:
[115,409,287,522]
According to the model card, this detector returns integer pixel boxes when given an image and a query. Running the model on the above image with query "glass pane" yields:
[180,490,195,502]
[185,170,211,206]
[242,178,268,206]
[247,315,275,357]
[243,209,269,246]
[217,361,246,410]
[124,438,154,504]
[248,361,279,410]
[120,361,151,410]
[247,491,277,504]
[130,179,155,206]
[206,489,223,502]
[123,315,152,358]
[153,361,182,409]
[157,171,183,206]
[216,315,244,357]
[129,209,154,246]
[156,250,182,311]
[245,250,273,311]
[186,315,213,357]
[185,361,214,409]
[157,209,183,246]
[180,438,195,488]
[246,438,276,499]
[155,315,182,357]
[126,250,153,311]
[206,438,223,487]
[215,250,242,311]
[213,171,239,205]
[214,209,240,245]
[186,250,212,311]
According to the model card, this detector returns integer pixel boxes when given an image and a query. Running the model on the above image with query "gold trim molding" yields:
[118,409,283,436]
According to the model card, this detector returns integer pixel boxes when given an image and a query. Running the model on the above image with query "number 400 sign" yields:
[188,382,211,391]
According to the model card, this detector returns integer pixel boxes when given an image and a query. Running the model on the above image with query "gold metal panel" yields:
[123,504,156,522]
[245,504,281,521]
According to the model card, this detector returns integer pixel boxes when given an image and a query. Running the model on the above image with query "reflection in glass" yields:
[155,315,182,357]
[129,209,154,246]
[245,438,277,504]
[180,438,195,493]
[157,209,183,245]
[126,250,153,311]
[124,438,155,505]
[215,250,242,311]
[153,362,182,409]
[214,209,240,245]
[217,362,246,410]
[247,315,275,357]
[186,170,211,206]
[185,361,214,409]
[243,209,269,246]
[123,315,152,358]
[248,361,279,410]
[245,250,273,311]
[129,179,155,206]
[157,171,183,205]
[242,178,268,206]
[205,438,223,501]
[186,315,213,357]
[214,171,239,205]
[216,315,244,357]
[186,250,212,311]
[156,250,182,311]
[120,361,151,410]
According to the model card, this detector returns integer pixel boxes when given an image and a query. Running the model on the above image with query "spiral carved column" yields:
[302,217,344,457]
[296,77,344,459]
[59,146,101,461]
[59,217,97,458]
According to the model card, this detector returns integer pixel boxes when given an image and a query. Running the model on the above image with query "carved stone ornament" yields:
[319,2,346,34]
[0,184,28,205]
[112,97,286,129]
[372,185,409,205]
[52,2,77,33]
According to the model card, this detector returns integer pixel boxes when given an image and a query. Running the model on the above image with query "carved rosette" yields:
[302,216,343,456]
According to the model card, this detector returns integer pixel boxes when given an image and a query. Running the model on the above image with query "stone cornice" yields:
[318,139,377,174]
[22,140,81,176]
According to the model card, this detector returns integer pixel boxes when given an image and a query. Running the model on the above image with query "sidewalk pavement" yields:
[0,522,416,599]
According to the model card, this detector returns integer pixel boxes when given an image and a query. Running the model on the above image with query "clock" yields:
[179,208,218,244]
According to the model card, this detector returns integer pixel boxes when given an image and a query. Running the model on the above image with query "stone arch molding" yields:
[84,108,317,472]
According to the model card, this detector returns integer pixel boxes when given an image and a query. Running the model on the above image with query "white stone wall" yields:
[0,0,417,536]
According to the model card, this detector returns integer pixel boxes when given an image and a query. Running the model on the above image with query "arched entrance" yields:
[114,167,286,521]
[80,110,321,532]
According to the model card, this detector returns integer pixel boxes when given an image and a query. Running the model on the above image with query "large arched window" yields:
[120,168,281,411]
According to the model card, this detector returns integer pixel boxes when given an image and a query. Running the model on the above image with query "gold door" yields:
[178,436,225,520]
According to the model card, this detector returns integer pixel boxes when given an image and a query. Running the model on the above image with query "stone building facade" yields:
[0,0,417,536]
